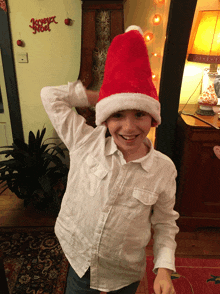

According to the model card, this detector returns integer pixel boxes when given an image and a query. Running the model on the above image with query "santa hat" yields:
[95,25,161,127]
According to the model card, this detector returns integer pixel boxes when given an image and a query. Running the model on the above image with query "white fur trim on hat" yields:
[95,93,161,126]
[125,25,144,35]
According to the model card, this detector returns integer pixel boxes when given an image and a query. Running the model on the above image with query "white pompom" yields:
[125,25,144,35]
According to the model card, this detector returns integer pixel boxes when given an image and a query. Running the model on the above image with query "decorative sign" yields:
[29,16,58,34]
[0,0,7,12]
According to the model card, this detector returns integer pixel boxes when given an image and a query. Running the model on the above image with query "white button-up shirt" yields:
[41,81,179,292]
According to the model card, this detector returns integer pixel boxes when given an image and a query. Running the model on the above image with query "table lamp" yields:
[187,10,220,115]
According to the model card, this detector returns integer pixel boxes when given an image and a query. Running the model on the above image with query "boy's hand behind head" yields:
[86,90,99,107]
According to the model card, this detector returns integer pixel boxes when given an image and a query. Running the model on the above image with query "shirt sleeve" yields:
[41,81,94,151]
[150,168,179,274]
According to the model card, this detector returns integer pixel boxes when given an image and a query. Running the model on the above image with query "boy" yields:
[41,26,179,294]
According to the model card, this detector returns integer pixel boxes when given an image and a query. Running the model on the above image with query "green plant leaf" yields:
[14,139,29,152]
[0,145,14,149]
[0,127,68,211]
[36,129,40,140]
[40,144,50,154]
[28,131,36,153]
[0,150,14,157]
[35,135,42,151]
[0,159,21,168]
[50,145,66,158]
[38,175,53,195]
[42,152,63,166]
[39,128,46,146]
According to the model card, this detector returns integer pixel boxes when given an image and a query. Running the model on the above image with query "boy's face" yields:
[105,109,152,158]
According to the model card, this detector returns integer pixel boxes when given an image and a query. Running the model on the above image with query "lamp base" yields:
[196,105,215,116]
[197,65,219,116]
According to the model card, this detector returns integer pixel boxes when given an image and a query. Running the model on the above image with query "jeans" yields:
[65,266,140,294]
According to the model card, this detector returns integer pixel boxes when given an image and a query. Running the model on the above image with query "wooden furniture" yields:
[174,104,220,231]
[76,0,124,128]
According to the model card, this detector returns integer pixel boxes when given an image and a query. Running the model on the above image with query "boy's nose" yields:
[123,117,136,132]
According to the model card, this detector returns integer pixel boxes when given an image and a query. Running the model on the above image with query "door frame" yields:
[0,5,24,141]
[155,0,197,161]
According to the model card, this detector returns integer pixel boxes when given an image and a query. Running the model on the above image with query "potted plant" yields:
[0,128,69,215]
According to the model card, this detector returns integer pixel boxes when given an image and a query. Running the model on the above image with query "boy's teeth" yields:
[121,135,137,140]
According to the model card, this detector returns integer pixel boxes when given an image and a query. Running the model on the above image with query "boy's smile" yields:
[119,134,139,142]
[105,109,152,161]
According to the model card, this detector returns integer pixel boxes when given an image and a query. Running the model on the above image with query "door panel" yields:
[0,49,13,158]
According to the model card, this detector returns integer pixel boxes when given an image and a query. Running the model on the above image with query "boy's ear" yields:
[151,118,157,127]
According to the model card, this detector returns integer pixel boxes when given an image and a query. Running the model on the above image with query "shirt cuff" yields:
[153,247,176,274]
[68,80,89,107]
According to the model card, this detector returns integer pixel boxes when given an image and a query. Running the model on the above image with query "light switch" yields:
[17,53,28,63]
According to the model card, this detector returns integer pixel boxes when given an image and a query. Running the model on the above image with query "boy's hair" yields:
[95,26,161,127]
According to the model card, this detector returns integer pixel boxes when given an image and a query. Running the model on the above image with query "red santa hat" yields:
[95,25,161,127]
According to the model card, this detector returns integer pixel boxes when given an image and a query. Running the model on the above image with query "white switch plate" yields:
[17,53,28,63]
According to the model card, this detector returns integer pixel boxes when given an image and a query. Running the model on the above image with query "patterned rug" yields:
[2,228,220,294]
[146,256,220,294]
[0,227,69,294]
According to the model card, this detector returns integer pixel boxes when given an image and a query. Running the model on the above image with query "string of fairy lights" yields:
[143,0,166,90]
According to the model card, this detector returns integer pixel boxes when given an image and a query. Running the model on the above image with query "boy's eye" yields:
[135,111,146,118]
[112,112,123,118]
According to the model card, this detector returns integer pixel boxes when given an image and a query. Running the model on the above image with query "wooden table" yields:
[178,104,220,128]
[174,104,220,231]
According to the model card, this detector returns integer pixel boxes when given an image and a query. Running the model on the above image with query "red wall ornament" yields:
[17,40,24,47]
[29,16,58,34]
[64,18,71,25]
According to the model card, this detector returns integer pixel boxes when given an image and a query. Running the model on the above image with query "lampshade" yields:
[188,10,220,64]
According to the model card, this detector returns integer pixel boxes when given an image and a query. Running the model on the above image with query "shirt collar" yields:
[132,138,154,172]
[105,136,118,156]
[105,136,154,172]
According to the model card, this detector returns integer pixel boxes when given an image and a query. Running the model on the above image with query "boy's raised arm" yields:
[41,81,99,151]
[86,89,99,107]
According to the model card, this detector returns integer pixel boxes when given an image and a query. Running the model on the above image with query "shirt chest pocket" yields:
[84,155,108,196]
[132,188,159,213]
